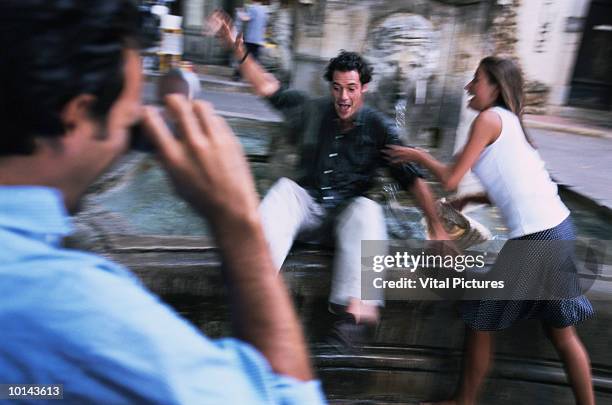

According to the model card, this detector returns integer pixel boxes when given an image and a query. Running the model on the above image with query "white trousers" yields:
[259,177,386,306]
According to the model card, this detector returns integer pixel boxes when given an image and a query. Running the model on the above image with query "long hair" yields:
[479,56,536,147]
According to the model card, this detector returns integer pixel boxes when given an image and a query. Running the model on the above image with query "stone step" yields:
[101,237,612,404]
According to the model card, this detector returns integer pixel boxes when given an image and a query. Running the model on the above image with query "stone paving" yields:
[529,127,612,213]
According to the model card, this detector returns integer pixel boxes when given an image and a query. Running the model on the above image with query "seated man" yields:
[209,12,449,342]
[0,1,324,403]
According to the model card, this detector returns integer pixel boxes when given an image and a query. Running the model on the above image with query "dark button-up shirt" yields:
[267,88,423,207]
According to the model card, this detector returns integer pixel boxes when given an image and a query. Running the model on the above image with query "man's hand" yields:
[409,179,458,256]
[204,10,280,97]
[427,227,461,257]
[204,10,240,50]
[447,196,470,212]
[429,224,451,241]
[142,95,260,232]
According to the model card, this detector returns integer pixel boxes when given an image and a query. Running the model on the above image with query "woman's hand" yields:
[383,145,426,165]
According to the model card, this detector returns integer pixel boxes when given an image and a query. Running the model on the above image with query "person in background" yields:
[384,56,595,405]
[233,0,269,81]
[0,1,325,403]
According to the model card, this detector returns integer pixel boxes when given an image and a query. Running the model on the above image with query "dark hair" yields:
[323,50,373,85]
[479,56,535,147]
[479,57,524,116]
[0,0,141,156]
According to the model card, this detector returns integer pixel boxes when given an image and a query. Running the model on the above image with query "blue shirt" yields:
[0,186,326,404]
[244,4,268,45]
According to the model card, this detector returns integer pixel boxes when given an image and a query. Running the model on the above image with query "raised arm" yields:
[206,10,280,97]
[384,110,501,192]
[142,95,312,381]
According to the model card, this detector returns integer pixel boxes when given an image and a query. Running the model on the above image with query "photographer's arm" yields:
[142,96,312,381]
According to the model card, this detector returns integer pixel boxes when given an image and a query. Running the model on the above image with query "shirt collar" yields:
[353,105,367,126]
[0,186,73,236]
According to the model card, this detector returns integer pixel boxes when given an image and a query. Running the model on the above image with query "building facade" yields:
[177,0,611,155]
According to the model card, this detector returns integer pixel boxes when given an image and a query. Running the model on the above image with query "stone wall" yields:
[287,0,492,159]
[489,0,520,57]
[515,0,591,107]
[487,0,552,114]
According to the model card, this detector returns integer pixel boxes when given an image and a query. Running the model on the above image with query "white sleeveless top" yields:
[472,107,569,238]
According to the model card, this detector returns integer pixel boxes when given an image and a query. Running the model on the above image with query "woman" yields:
[384,56,594,405]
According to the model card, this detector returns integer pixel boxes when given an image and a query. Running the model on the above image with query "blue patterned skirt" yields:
[461,216,595,331]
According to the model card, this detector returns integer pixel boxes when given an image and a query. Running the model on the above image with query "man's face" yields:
[330,70,368,122]
[104,49,143,150]
[63,49,142,209]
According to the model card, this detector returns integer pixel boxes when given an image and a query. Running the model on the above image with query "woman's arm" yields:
[384,110,501,191]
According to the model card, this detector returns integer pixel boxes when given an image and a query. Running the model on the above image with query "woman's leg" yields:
[421,328,494,405]
[544,324,594,405]
[455,329,495,405]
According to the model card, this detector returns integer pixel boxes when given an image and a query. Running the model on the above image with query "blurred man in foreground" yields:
[0,1,324,403]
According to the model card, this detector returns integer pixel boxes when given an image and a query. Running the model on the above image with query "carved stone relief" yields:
[363,12,441,122]
[364,13,440,94]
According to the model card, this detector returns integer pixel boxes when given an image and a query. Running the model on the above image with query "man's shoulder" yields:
[361,104,392,126]
[312,95,333,111]
[358,105,397,139]
[269,88,330,112]
[0,238,139,295]
[275,88,328,103]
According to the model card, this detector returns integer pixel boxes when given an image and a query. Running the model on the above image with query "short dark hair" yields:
[0,0,141,156]
[323,50,373,85]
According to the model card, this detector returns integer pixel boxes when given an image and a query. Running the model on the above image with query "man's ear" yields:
[362,83,369,93]
[60,94,96,132]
